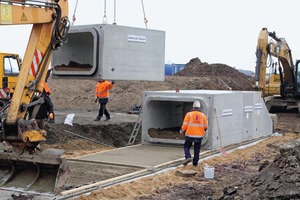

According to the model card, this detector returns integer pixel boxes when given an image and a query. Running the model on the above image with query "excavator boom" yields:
[0,0,70,194]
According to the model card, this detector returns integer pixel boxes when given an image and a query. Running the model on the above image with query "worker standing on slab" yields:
[94,79,114,121]
[180,100,208,166]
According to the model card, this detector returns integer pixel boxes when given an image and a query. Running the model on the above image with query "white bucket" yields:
[204,163,215,179]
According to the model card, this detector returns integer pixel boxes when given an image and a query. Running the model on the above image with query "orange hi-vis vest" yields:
[95,81,114,99]
[181,110,208,138]
[44,82,51,95]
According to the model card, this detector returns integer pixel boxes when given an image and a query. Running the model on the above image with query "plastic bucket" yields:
[204,164,215,179]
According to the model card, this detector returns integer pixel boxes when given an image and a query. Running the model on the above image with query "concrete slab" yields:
[74,144,192,168]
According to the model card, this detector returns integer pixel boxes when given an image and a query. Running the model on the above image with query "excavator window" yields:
[3,55,20,76]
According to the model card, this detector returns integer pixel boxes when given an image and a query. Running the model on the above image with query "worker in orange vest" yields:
[28,82,54,129]
[94,79,114,121]
[180,100,208,166]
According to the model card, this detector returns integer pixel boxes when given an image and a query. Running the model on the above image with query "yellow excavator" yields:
[255,28,300,115]
[0,0,70,194]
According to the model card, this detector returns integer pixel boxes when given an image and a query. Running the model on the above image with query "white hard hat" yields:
[193,100,201,108]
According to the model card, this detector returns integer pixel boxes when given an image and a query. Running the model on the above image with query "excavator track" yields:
[0,149,70,194]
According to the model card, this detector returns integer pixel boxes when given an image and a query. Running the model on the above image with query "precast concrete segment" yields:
[52,24,165,81]
[142,90,273,149]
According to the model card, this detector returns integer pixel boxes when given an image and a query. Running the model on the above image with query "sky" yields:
[0,0,300,72]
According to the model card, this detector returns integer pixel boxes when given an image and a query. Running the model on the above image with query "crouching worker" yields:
[28,83,55,129]
[180,100,208,166]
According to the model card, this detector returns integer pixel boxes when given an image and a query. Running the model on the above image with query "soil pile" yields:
[176,57,254,90]
[221,138,300,199]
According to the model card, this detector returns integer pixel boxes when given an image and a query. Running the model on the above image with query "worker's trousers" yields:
[184,136,203,166]
[97,102,110,119]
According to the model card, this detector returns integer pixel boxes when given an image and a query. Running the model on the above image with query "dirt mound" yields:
[176,57,254,90]
[221,138,300,199]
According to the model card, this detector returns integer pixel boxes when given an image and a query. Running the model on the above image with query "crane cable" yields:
[103,0,107,24]
[113,0,117,24]
[71,0,79,26]
[141,0,148,29]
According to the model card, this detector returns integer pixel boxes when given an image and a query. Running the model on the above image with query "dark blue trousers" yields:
[184,136,203,166]
[97,98,110,120]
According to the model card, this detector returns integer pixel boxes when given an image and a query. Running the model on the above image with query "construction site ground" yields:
[1,58,300,200]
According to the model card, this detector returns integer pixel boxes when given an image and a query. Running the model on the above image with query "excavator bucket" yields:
[0,149,70,194]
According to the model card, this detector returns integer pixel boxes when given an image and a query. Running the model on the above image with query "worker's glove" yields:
[179,129,185,135]
[49,113,55,123]
[95,98,98,103]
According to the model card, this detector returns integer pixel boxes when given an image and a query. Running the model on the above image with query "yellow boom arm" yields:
[1,0,68,126]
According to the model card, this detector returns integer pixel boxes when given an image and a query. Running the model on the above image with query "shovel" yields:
[214,108,228,156]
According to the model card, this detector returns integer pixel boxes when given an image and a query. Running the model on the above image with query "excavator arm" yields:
[0,0,70,194]
[255,28,294,96]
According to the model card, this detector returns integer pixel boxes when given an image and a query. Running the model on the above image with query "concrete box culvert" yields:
[142,90,273,150]
[52,24,165,81]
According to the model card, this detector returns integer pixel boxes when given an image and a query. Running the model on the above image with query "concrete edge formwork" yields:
[142,90,273,150]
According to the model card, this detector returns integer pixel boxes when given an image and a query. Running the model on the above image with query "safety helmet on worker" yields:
[193,100,201,108]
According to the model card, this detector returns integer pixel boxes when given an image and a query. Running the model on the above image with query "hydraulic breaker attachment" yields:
[0,148,70,194]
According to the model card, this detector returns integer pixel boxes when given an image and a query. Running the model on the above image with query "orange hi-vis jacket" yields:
[95,81,114,99]
[181,110,208,138]
[44,82,51,95]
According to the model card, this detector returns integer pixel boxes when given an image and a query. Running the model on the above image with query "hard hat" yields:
[44,82,51,95]
[193,100,201,108]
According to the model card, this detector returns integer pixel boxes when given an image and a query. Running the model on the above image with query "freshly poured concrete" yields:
[74,144,186,168]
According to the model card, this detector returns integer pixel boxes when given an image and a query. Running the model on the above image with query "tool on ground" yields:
[214,108,228,156]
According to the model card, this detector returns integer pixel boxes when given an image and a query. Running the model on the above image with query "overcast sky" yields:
[0,0,299,72]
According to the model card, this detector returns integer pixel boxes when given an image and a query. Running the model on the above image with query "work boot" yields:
[94,118,100,121]
[105,116,110,121]
[183,158,192,166]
